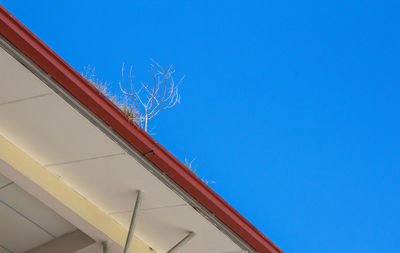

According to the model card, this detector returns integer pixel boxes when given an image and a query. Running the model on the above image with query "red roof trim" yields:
[0,5,282,253]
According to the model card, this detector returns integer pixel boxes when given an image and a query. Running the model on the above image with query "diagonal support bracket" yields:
[123,190,143,253]
[102,241,110,253]
[167,232,195,253]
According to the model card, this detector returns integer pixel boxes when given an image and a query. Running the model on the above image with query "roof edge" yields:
[0,5,282,253]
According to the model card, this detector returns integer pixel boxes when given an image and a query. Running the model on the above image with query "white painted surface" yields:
[0,246,11,253]
[0,160,124,253]
[0,47,51,105]
[25,230,95,253]
[0,184,75,237]
[0,173,11,188]
[48,153,187,212]
[0,94,124,166]
[0,200,52,252]
[114,205,243,253]
[0,173,76,252]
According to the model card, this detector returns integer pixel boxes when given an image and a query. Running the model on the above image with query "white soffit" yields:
[47,154,187,212]
[0,247,9,253]
[0,48,51,105]
[0,202,52,252]
[114,205,245,253]
[0,183,76,237]
[0,171,10,188]
[0,173,76,253]
[0,46,246,253]
[0,94,124,166]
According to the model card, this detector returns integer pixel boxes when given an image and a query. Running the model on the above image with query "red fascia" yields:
[0,5,283,253]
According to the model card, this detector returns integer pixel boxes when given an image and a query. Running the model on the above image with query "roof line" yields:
[0,5,282,253]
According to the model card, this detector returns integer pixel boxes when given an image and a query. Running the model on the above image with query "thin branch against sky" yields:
[119,60,183,132]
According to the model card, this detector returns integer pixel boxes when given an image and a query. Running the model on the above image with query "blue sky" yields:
[3,1,399,252]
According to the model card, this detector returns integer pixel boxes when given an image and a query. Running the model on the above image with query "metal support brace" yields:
[123,190,143,253]
[102,241,110,253]
[167,232,195,253]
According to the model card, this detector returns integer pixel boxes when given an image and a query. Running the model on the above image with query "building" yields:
[0,5,282,253]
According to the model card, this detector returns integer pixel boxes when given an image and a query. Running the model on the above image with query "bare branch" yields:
[120,61,183,132]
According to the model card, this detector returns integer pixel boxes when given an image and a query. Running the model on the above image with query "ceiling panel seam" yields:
[0,200,56,238]
[43,152,126,168]
[108,203,189,215]
[0,243,13,253]
[0,93,53,107]
[0,181,13,190]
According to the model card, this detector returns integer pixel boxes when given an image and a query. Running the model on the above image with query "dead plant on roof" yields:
[119,60,183,132]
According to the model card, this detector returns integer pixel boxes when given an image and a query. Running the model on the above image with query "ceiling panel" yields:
[0,173,11,188]
[0,172,77,253]
[48,153,187,213]
[113,205,243,253]
[0,94,124,166]
[0,184,75,237]
[0,47,52,105]
[0,201,53,252]
[0,245,12,253]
